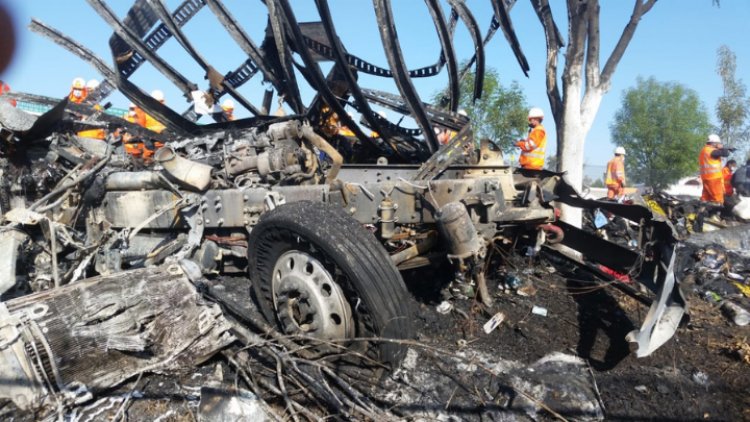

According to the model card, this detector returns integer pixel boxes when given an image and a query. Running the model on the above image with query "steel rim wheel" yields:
[272,250,354,340]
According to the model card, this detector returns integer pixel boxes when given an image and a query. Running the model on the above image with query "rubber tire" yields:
[248,201,414,367]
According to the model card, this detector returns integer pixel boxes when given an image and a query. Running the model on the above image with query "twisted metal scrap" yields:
[35,0,529,161]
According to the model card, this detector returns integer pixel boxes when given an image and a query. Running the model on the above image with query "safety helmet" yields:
[527,107,544,119]
[71,77,85,90]
[86,79,99,90]
[458,109,468,117]
[615,146,626,155]
[707,133,721,144]
[377,110,387,119]
[151,89,165,102]
[221,98,235,111]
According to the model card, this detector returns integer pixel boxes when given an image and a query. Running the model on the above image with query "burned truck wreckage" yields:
[0,0,688,418]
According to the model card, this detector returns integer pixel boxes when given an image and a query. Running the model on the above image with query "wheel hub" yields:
[272,250,354,339]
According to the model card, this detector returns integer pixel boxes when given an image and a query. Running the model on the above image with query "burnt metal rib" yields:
[275,0,376,149]
[86,0,198,99]
[424,0,459,112]
[490,0,529,76]
[314,0,401,155]
[447,0,485,101]
[145,0,261,116]
[373,0,439,153]
[361,88,468,131]
[265,0,304,114]
[28,18,197,136]
[116,0,206,78]
[203,0,280,90]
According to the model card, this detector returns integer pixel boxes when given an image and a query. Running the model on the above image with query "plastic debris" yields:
[483,312,506,334]
[531,305,548,317]
[721,301,750,326]
[594,209,608,229]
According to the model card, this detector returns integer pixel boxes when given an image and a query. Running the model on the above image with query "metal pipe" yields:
[105,172,165,190]
[300,124,342,182]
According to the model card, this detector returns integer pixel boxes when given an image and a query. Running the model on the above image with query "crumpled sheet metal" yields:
[552,175,687,358]
[0,265,236,415]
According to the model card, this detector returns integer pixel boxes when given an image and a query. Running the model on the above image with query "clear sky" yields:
[1,0,749,169]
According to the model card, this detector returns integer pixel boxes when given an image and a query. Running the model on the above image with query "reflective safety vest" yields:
[605,156,625,186]
[144,113,166,134]
[517,124,546,170]
[723,166,734,196]
[68,89,87,104]
[124,108,147,127]
[699,145,722,181]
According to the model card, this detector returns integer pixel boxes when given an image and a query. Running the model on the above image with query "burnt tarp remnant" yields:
[0,264,235,417]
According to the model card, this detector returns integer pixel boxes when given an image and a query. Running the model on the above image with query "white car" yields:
[664,176,703,198]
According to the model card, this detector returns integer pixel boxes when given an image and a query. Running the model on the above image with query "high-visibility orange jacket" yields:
[699,145,723,181]
[516,124,546,170]
[605,156,626,186]
[68,89,87,104]
[338,126,355,137]
[723,166,734,196]
[144,113,166,134]
[124,108,147,127]
[0,82,16,106]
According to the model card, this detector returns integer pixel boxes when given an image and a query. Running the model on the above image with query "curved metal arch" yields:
[372,0,439,153]
[424,0,460,112]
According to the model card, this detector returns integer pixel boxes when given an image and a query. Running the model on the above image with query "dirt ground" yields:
[404,252,750,421]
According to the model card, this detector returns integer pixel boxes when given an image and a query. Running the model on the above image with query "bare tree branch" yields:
[531,0,564,122]
[562,0,588,87]
[600,0,657,89]
[584,0,601,92]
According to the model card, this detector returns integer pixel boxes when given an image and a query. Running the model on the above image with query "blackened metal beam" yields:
[490,0,529,75]
[372,0,439,153]
[314,0,398,155]
[28,18,197,136]
[424,0,459,112]
[86,0,198,99]
[203,0,281,90]
[145,0,261,116]
[447,0,485,101]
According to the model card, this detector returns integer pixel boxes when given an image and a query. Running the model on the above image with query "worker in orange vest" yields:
[0,79,16,106]
[515,107,546,170]
[68,77,87,104]
[221,99,236,121]
[143,90,167,134]
[723,159,737,197]
[699,134,733,204]
[605,146,627,200]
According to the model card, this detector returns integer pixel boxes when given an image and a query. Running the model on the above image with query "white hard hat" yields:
[458,109,468,117]
[221,98,235,110]
[86,79,100,90]
[528,107,544,119]
[151,89,165,102]
[377,110,387,118]
[128,102,136,108]
[71,77,85,89]
[615,146,626,155]
[707,133,721,144]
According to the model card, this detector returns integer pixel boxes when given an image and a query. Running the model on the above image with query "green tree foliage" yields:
[432,67,528,152]
[715,45,750,151]
[611,77,712,189]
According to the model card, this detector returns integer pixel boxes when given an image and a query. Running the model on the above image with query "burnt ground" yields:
[403,253,750,422]
[12,246,748,421]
